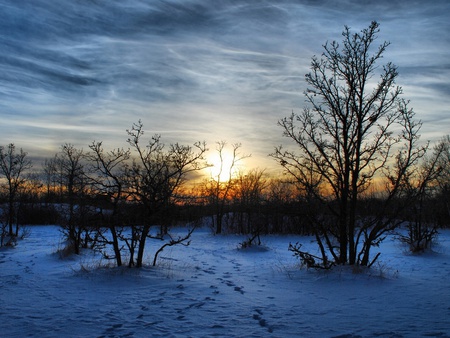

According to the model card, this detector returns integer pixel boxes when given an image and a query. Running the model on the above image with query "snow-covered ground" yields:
[1,226,449,337]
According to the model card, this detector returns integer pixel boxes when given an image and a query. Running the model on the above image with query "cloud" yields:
[0,0,449,170]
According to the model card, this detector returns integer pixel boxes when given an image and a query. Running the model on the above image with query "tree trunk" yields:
[338,198,348,264]
[348,195,358,265]
[136,225,150,268]
[110,226,122,267]
[216,213,223,234]
[8,197,14,236]
[360,242,371,266]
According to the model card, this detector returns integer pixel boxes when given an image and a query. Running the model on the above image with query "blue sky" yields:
[0,0,449,173]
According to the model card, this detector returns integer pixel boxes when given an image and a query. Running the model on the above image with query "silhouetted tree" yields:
[234,169,267,245]
[87,141,131,266]
[272,22,427,267]
[0,143,32,238]
[264,178,299,234]
[42,157,60,203]
[435,136,450,227]
[125,120,207,267]
[398,136,450,251]
[203,141,249,234]
[54,144,89,254]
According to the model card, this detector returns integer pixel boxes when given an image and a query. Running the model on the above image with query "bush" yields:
[397,222,438,253]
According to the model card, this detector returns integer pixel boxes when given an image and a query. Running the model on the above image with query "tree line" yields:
[1,22,449,269]
[0,127,318,267]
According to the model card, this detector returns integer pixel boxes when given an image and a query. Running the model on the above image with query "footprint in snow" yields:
[234,286,245,294]
[225,280,235,287]
[187,301,205,309]
[253,309,274,333]
[209,285,220,294]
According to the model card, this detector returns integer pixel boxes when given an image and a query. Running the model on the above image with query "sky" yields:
[0,0,449,174]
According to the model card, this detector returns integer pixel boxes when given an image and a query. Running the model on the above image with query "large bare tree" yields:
[272,22,427,267]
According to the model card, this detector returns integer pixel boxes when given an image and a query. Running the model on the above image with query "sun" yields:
[207,150,235,182]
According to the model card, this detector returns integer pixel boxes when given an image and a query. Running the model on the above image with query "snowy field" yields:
[1,225,449,337]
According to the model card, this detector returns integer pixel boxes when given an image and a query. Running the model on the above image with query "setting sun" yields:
[207,150,235,182]
[203,140,250,182]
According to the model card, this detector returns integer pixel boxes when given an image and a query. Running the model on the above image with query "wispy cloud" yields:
[0,0,449,172]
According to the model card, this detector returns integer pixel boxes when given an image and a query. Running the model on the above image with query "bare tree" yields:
[264,178,299,234]
[272,22,427,267]
[0,143,32,238]
[234,168,267,245]
[42,157,59,203]
[125,120,207,268]
[435,135,450,226]
[87,141,131,266]
[398,136,450,251]
[203,141,250,234]
[54,143,89,254]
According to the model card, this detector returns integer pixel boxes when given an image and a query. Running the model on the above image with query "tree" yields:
[398,135,450,251]
[125,121,207,267]
[264,178,300,234]
[434,135,450,227]
[272,22,427,267]
[203,141,249,234]
[0,143,32,238]
[233,168,267,245]
[42,157,59,203]
[54,144,89,254]
[87,141,131,267]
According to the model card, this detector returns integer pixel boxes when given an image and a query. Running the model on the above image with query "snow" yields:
[1,226,449,337]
